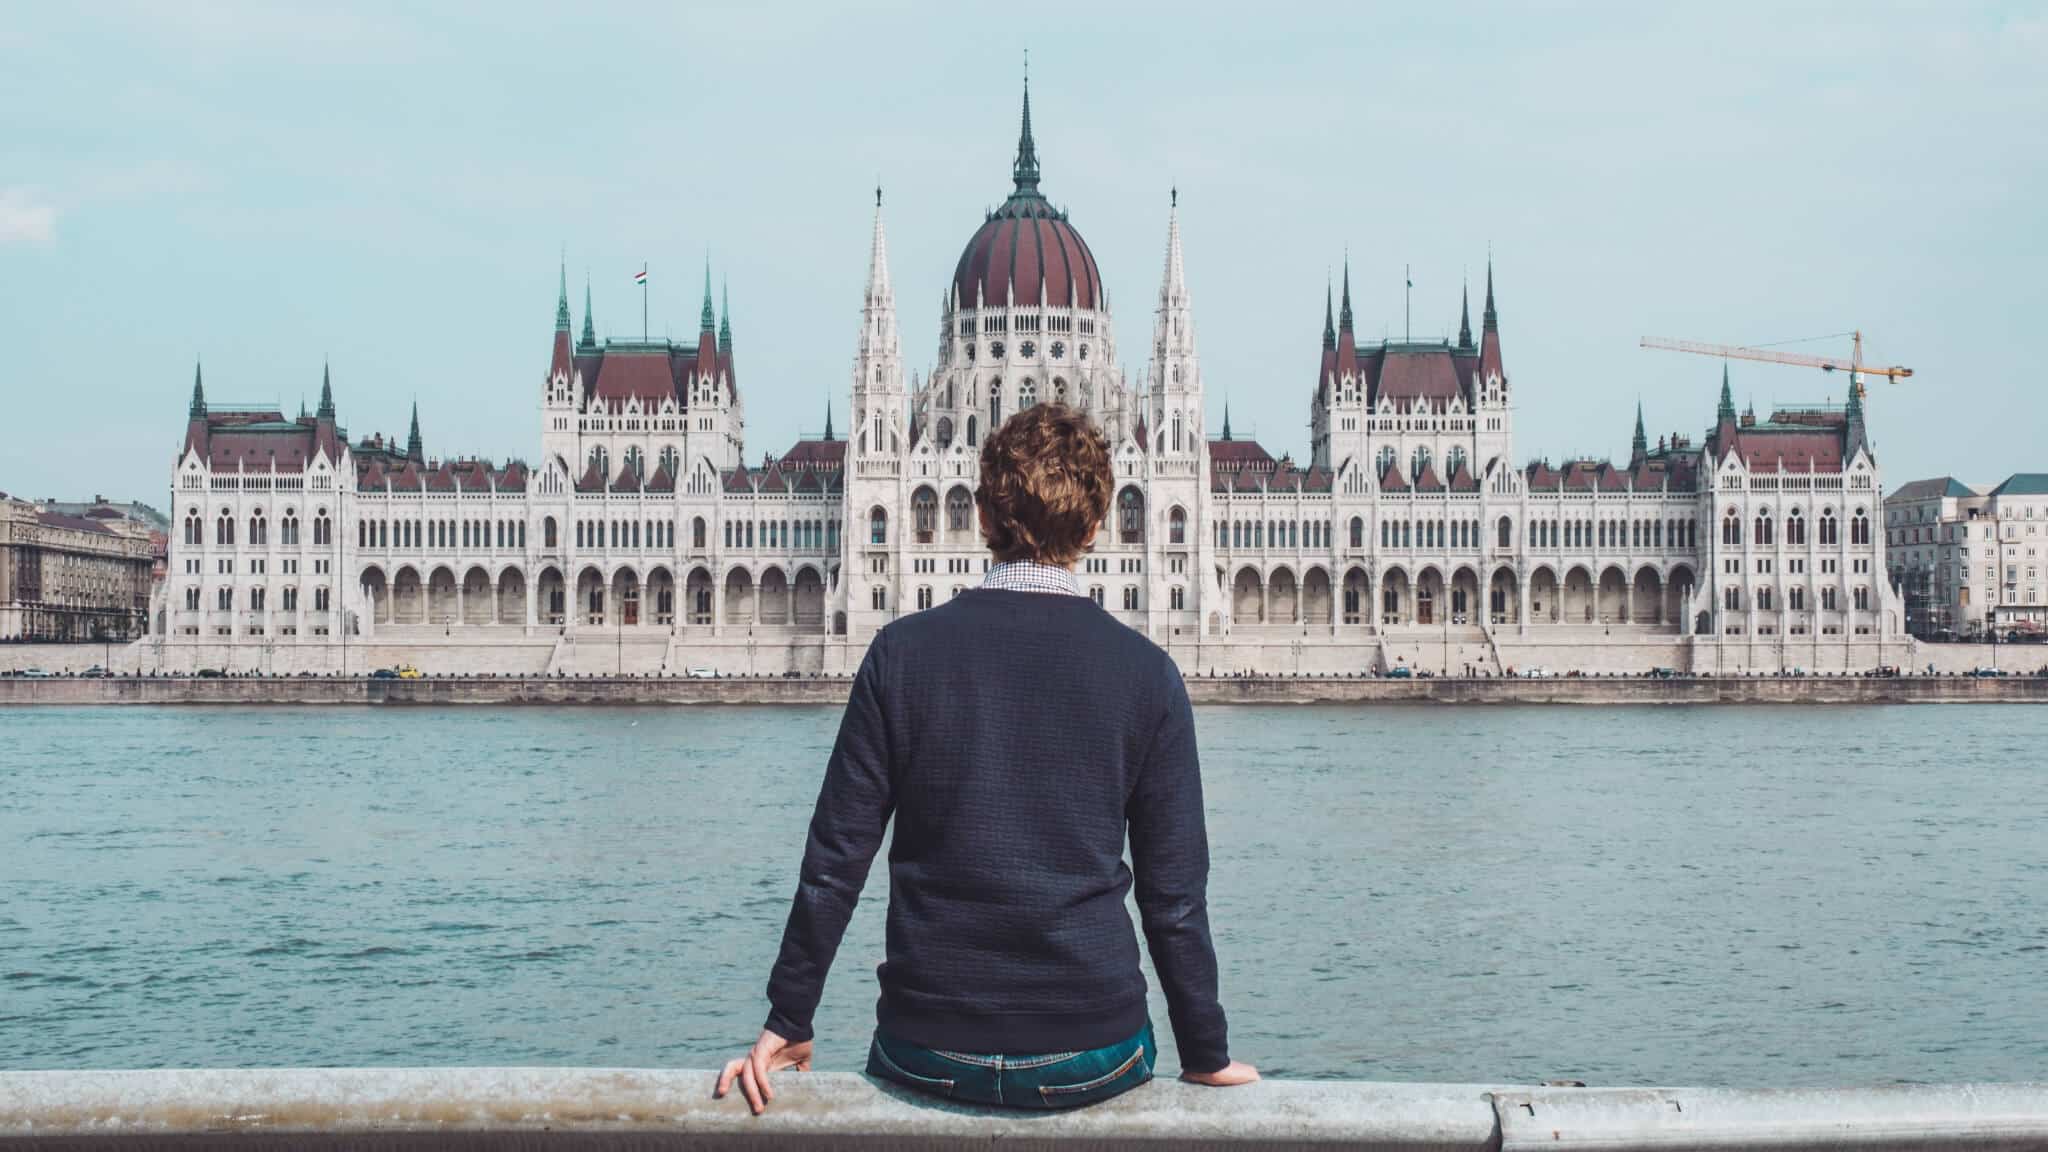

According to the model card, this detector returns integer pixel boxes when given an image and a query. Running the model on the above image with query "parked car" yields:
[1522,666,1556,679]
[19,667,52,678]
[371,668,399,680]
[685,667,718,679]
[393,663,424,680]
[1648,666,1678,679]
[1382,665,1413,679]
[195,667,225,678]
[81,665,112,678]
[1967,666,2006,678]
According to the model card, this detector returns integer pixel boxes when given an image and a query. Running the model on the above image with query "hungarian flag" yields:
[634,267,648,285]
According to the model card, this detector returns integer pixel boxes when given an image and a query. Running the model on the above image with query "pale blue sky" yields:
[3,2,2043,504]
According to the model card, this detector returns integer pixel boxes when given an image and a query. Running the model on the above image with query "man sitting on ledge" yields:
[718,403,1256,1111]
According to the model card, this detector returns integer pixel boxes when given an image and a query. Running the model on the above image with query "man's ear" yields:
[977,502,992,541]
[1080,521,1099,551]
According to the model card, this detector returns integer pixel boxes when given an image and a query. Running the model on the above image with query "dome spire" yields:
[318,362,334,420]
[1631,400,1648,464]
[189,360,206,418]
[1323,279,1336,350]
[718,276,732,353]
[1012,53,1041,197]
[1458,278,1473,348]
[1717,362,1737,423]
[406,401,423,464]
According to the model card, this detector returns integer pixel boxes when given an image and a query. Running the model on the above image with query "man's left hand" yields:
[714,1029,814,1115]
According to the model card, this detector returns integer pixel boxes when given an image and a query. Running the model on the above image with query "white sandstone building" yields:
[155,82,1904,676]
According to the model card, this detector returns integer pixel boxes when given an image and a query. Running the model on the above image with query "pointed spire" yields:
[189,360,206,418]
[1458,279,1473,348]
[1222,402,1233,442]
[1717,362,1737,423]
[406,401,423,463]
[318,362,334,420]
[1339,258,1354,333]
[864,188,893,307]
[1159,187,1187,306]
[1322,280,1336,349]
[718,277,732,353]
[1482,258,1498,331]
[1631,400,1648,463]
[1012,56,1041,197]
[580,273,595,348]
[823,395,836,442]
[555,252,571,332]
[700,259,716,332]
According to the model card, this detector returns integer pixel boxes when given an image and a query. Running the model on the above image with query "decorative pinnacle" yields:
[1323,280,1336,349]
[1717,362,1737,423]
[1339,257,1354,333]
[700,259,716,331]
[823,395,835,442]
[581,273,595,347]
[1482,258,1498,331]
[406,401,423,462]
[556,251,571,332]
[1632,400,1648,460]
[318,362,334,419]
[719,277,732,352]
[189,360,206,418]
[1012,56,1041,197]
[1458,279,1473,348]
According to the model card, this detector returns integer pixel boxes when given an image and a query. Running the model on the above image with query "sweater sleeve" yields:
[1126,661,1231,1073]
[763,636,895,1043]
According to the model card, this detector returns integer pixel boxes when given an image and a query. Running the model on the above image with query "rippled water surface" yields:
[3,704,2044,1084]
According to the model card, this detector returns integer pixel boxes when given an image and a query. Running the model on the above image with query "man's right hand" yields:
[1182,1060,1260,1086]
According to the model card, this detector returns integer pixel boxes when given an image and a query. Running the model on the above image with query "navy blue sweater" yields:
[764,588,1230,1072]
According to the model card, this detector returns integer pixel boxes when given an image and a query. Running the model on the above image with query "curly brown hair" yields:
[974,404,1113,566]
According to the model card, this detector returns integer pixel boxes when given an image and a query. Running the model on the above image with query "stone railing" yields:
[1,1069,2043,1150]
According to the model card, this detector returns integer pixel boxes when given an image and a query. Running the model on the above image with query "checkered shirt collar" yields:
[980,559,1083,597]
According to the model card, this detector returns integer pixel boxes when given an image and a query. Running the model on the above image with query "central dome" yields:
[951,82,1104,312]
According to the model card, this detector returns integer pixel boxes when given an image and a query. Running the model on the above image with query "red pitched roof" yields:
[1208,439,1276,471]
[779,438,847,470]
[1369,346,1470,407]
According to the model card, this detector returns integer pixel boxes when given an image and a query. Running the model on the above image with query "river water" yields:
[3,704,2043,1085]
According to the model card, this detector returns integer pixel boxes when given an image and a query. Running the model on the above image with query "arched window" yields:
[1723,510,1741,546]
[248,511,267,547]
[692,517,706,550]
[1786,508,1805,545]
[590,445,609,481]
[1411,446,1433,482]
[1447,445,1468,479]
[1498,516,1513,548]
[1376,445,1397,476]
[912,487,937,543]
[281,513,299,546]
[1851,508,1870,546]
[1820,509,1839,545]
[869,506,888,546]
[314,511,331,546]
[623,446,644,483]
[1168,506,1187,544]
[1350,516,1364,549]
[966,414,978,447]
[545,516,558,549]
[1754,511,1774,546]
[1019,378,1038,409]
[216,513,234,547]
[936,416,954,449]
[947,487,972,533]
[184,511,201,546]
[989,378,1003,427]
[1118,487,1145,544]
[1055,378,1068,406]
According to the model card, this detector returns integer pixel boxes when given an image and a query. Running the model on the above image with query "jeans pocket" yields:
[1035,1042,1149,1106]
[869,1037,956,1097]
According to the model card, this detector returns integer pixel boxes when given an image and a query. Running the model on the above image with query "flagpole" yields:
[642,263,648,342]
[1404,263,1411,343]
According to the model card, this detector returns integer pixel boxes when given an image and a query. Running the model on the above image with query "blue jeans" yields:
[866,1021,1155,1109]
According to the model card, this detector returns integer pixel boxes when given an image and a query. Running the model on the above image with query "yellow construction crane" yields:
[1640,331,1911,400]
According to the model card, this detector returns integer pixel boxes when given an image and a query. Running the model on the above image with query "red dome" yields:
[952,198,1103,311]
[951,77,1103,312]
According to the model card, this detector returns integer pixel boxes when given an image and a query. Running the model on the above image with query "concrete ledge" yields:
[1,1070,2043,1150]
[2,674,2047,706]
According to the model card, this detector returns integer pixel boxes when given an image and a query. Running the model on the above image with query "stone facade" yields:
[153,81,1906,677]
[0,496,155,642]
